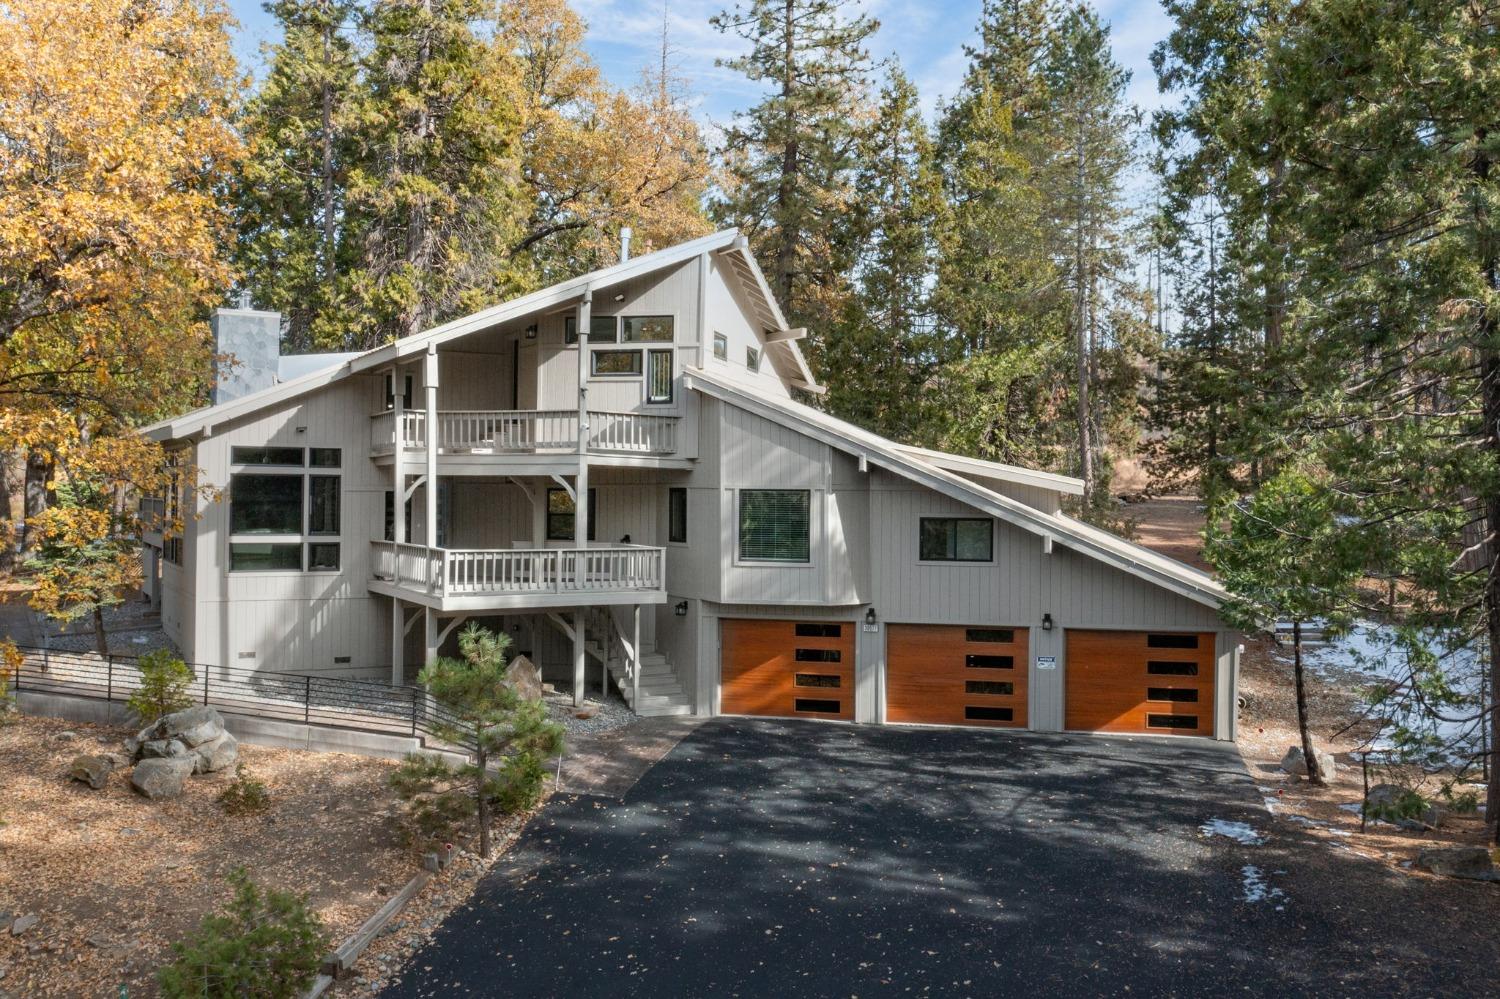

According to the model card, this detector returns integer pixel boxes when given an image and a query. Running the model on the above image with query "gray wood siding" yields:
[187,376,390,677]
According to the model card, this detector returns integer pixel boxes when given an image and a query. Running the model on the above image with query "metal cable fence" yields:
[7,646,474,753]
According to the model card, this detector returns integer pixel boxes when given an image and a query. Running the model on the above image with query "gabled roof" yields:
[145,229,816,441]
[683,366,1226,609]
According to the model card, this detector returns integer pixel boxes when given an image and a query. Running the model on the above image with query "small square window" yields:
[309,448,341,468]
[713,332,728,360]
[306,542,341,572]
[565,315,619,344]
[738,489,810,562]
[746,345,761,371]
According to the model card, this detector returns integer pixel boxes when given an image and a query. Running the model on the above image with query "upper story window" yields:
[227,447,342,572]
[546,487,597,542]
[738,489,810,563]
[713,332,728,360]
[668,487,687,543]
[592,350,643,376]
[919,517,993,562]
[565,315,618,344]
[746,345,761,372]
[622,316,673,342]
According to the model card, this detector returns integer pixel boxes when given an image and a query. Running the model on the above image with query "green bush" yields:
[494,749,548,815]
[1365,787,1430,823]
[157,867,325,999]
[1442,787,1482,814]
[128,649,195,725]
[218,763,271,816]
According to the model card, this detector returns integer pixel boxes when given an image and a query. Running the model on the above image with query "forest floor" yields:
[1130,494,1500,958]
[0,712,420,998]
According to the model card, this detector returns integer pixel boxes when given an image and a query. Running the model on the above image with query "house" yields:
[141,229,1237,739]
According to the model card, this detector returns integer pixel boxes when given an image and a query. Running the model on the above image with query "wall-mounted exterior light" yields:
[1042,613,1054,631]
[675,600,688,617]
[865,607,877,627]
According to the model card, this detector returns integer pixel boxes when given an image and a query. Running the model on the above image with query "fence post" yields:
[106,655,113,704]
[304,675,312,724]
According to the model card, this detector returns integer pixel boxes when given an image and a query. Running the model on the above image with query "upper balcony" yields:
[368,540,667,611]
[370,409,680,465]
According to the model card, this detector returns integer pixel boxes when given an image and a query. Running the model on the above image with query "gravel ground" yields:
[542,685,636,740]
[24,596,181,659]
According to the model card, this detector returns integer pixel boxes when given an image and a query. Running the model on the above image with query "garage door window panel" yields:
[1147,714,1199,730]
[1147,633,1199,649]
[795,673,840,688]
[1147,687,1198,702]
[1147,660,1198,676]
[965,680,1014,696]
[966,654,1014,669]
[965,706,1013,722]
[794,648,841,663]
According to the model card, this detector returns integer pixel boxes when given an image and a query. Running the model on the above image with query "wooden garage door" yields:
[887,625,1028,728]
[1065,630,1216,736]
[720,619,854,720]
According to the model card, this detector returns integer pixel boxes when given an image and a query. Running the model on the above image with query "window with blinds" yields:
[738,489,810,562]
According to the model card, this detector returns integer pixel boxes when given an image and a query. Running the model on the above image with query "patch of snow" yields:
[1263,797,1280,815]
[1282,621,1484,770]
[1338,802,1364,814]
[1241,865,1287,907]
[1200,819,1266,845]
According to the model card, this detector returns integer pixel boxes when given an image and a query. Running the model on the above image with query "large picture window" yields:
[546,488,597,542]
[738,490,810,562]
[919,517,993,562]
[228,448,342,572]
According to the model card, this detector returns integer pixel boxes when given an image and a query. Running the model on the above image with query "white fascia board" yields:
[892,444,1086,496]
[683,367,1224,610]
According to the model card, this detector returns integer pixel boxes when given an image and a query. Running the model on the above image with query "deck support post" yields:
[632,604,641,713]
[392,364,405,545]
[572,609,586,706]
[424,345,439,551]
[391,597,404,685]
[424,606,439,666]
[575,288,592,549]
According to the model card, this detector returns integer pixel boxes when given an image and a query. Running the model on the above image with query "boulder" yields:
[69,754,115,790]
[1280,745,1338,780]
[1366,783,1406,809]
[8,914,38,937]
[139,739,188,760]
[505,655,544,703]
[130,757,195,800]
[162,706,225,748]
[1414,847,1500,881]
[191,732,238,774]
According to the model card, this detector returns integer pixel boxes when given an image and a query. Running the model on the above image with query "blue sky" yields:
[225,0,1177,126]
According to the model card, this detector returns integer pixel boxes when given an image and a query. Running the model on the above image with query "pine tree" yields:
[343,0,526,346]
[1145,191,1251,504]
[1041,4,1140,510]
[710,0,878,353]
[822,64,943,441]
[234,0,360,352]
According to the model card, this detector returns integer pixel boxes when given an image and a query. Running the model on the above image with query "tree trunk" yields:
[20,450,51,553]
[1293,620,1323,786]
[320,10,336,290]
[476,743,491,858]
[1073,119,1094,504]
[92,605,108,658]
[1475,132,1500,843]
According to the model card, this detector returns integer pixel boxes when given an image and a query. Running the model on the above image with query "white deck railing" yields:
[370,410,678,456]
[371,541,665,600]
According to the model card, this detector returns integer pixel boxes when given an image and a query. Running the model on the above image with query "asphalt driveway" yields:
[375,719,1395,997]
